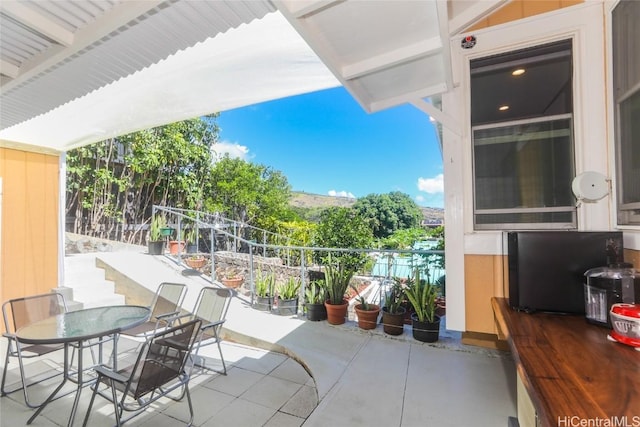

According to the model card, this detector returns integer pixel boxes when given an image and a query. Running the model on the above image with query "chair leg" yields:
[185,384,194,427]
[82,377,100,427]
[16,344,38,408]
[0,341,12,396]
[215,339,227,376]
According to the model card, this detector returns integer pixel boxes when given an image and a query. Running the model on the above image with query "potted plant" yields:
[351,284,380,330]
[404,268,440,343]
[220,268,243,289]
[253,270,275,312]
[184,254,206,270]
[276,276,301,316]
[305,279,327,321]
[324,262,354,325]
[382,280,406,335]
[148,215,167,255]
[184,228,199,253]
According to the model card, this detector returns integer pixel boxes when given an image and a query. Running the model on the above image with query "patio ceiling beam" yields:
[0,59,19,79]
[410,99,461,137]
[342,37,442,80]
[0,1,74,47]
[369,83,447,113]
[285,0,343,19]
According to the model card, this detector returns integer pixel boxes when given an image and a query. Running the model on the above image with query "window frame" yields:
[470,41,577,231]
[613,0,640,225]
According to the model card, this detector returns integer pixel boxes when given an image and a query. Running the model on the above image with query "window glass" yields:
[471,40,575,230]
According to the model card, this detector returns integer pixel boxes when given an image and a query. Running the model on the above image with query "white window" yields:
[613,0,640,225]
[471,40,576,230]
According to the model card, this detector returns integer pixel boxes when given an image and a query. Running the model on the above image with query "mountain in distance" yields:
[290,191,444,223]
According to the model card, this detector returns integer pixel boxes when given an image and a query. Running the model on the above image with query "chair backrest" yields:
[149,282,187,319]
[192,287,233,327]
[2,292,67,333]
[128,319,201,400]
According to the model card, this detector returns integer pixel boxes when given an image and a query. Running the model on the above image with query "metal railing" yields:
[150,206,445,310]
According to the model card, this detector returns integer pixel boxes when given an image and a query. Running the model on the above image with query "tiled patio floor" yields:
[1,250,518,426]
[1,337,316,427]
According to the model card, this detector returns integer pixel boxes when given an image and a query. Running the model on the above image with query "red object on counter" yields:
[609,303,640,348]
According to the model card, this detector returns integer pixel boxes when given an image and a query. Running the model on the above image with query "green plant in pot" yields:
[351,283,380,330]
[148,215,167,255]
[404,268,440,343]
[184,228,199,253]
[253,270,275,312]
[305,280,327,321]
[277,276,301,316]
[324,262,354,325]
[382,280,407,335]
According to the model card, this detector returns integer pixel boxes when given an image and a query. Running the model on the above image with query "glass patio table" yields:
[16,305,150,426]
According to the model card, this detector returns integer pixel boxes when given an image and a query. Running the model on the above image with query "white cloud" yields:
[328,190,356,199]
[415,195,425,203]
[213,140,250,161]
[417,174,444,194]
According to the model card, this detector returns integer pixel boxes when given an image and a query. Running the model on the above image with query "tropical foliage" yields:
[205,155,292,233]
[305,280,326,304]
[66,116,299,245]
[312,207,374,272]
[403,268,439,323]
[277,276,301,300]
[324,262,355,305]
[254,270,275,298]
[66,117,218,243]
[353,192,423,239]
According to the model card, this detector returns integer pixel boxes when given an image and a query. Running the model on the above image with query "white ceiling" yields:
[0,0,506,153]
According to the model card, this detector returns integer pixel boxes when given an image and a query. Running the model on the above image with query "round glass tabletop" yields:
[16,305,150,344]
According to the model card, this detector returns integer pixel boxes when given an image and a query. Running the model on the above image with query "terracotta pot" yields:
[184,256,206,269]
[325,300,348,325]
[168,240,185,255]
[221,277,243,289]
[354,304,380,330]
[382,306,406,335]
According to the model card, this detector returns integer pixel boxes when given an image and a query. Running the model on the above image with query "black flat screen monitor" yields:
[507,231,623,314]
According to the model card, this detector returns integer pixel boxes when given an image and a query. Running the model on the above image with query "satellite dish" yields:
[571,171,609,202]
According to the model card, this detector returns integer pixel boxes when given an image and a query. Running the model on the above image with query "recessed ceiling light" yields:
[512,68,525,76]
[499,105,510,111]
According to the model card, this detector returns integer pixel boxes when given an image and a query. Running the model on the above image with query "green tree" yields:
[66,116,219,243]
[353,192,423,239]
[204,155,292,237]
[380,227,429,250]
[312,207,374,271]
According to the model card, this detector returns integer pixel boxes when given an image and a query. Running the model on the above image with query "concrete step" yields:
[62,253,127,309]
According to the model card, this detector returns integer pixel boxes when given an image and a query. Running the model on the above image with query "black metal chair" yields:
[1,292,68,407]
[120,282,187,339]
[82,319,202,426]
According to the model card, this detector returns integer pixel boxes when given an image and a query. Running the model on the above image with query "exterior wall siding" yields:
[468,0,584,32]
[0,147,59,310]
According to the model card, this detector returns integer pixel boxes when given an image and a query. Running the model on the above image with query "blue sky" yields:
[215,87,444,208]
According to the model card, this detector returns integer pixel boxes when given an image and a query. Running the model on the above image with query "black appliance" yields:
[507,231,623,314]
[584,262,640,326]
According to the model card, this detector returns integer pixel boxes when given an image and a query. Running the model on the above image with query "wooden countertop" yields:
[492,297,640,426]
